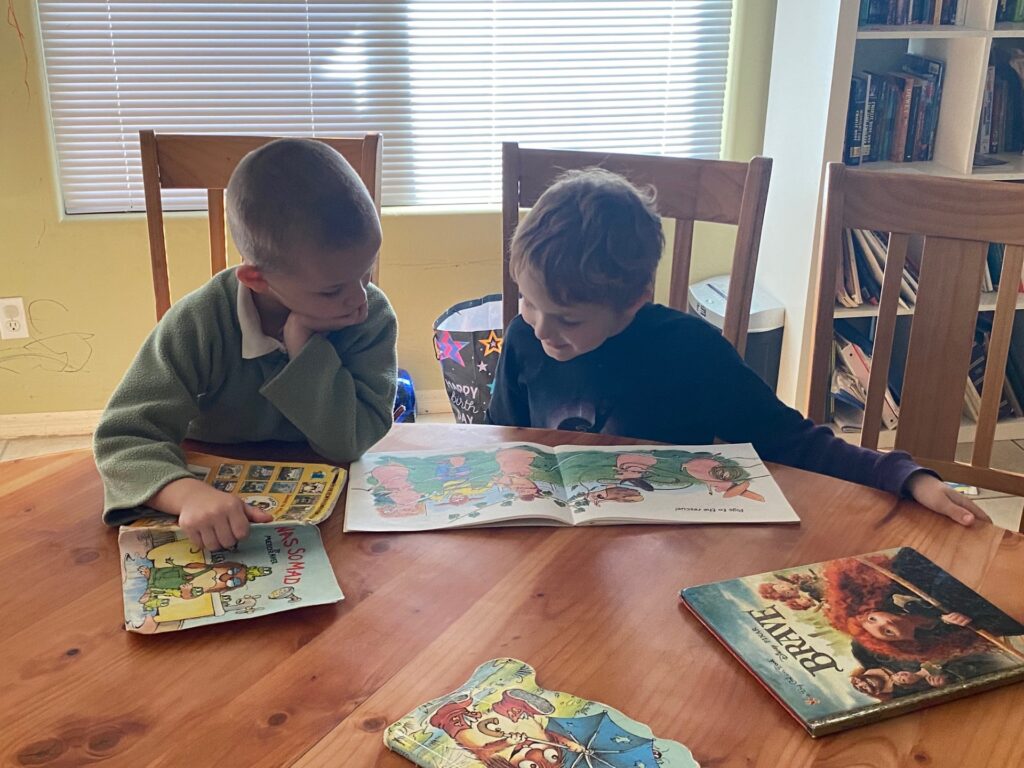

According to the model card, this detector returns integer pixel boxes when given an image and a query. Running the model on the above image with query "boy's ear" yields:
[627,284,654,314]
[236,264,269,294]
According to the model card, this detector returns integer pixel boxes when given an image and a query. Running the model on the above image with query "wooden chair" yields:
[500,143,773,356]
[140,131,382,321]
[808,162,1024,526]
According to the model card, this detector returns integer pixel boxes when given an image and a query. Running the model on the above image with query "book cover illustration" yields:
[129,451,347,527]
[385,658,699,767]
[119,523,343,634]
[345,442,798,532]
[681,547,1024,736]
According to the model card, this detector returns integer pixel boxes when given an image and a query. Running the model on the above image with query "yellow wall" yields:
[0,0,775,417]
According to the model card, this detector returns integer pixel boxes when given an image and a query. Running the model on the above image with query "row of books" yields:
[858,0,964,26]
[836,228,1017,310]
[831,313,1024,433]
[977,48,1024,158]
[996,0,1024,23]
[844,54,946,166]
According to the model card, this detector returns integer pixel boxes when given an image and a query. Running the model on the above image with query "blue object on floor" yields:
[395,367,416,422]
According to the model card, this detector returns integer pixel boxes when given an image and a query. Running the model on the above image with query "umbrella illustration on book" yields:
[545,712,660,768]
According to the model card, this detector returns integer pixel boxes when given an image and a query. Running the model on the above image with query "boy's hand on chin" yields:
[283,305,367,357]
[905,472,991,527]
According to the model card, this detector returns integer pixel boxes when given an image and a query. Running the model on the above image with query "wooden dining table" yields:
[2,422,1023,768]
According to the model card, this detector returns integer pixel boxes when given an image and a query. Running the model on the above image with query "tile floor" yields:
[2,421,1021,531]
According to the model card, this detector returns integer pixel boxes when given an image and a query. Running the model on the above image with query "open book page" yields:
[553,443,800,525]
[128,451,347,528]
[119,523,343,634]
[344,443,574,532]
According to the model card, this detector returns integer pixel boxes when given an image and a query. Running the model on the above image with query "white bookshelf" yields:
[759,0,1024,420]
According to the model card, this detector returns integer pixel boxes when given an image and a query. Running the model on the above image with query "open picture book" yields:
[385,658,699,767]
[119,451,347,633]
[345,442,798,532]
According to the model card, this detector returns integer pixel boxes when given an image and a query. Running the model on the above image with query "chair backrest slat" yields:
[895,236,987,460]
[974,244,1024,466]
[860,232,909,451]
[667,218,695,312]
[207,189,227,275]
[501,142,772,357]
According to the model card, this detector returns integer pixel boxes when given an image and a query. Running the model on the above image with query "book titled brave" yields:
[680,547,1024,736]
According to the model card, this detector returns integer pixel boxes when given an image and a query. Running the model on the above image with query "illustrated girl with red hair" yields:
[822,549,1024,663]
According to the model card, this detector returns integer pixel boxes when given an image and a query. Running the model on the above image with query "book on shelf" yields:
[833,333,900,430]
[859,0,963,25]
[845,75,868,166]
[829,309,1024,434]
[844,56,946,167]
[975,47,1024,163]
[680,547,1024,737]
[836,229,919,310]
[996,0,1024,23]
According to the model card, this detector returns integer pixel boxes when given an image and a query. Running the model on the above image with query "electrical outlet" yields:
[0,297,30,340]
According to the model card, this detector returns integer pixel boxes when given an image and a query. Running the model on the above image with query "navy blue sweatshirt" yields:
[486,304,924,496]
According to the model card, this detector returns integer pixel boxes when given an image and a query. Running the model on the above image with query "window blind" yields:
[38,1,733,212]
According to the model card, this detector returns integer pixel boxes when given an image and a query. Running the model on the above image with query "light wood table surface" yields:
[1,423,1022,768]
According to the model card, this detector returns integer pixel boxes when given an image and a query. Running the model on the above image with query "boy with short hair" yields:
[95,138,397,549]
[486,168,986,527]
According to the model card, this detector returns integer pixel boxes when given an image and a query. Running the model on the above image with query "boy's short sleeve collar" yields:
[236,281,286,359]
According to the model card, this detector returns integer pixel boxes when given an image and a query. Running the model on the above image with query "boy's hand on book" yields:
[151,478,274,550]
[905,472,990,527]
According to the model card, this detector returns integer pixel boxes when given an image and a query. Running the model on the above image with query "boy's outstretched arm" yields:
[260,287,397,463]
[697,324,988,527]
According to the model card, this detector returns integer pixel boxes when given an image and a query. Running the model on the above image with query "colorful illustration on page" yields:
[118,524,343,633]
[555,447,770,513]
[358,445,568,523]
[385,658,699,768]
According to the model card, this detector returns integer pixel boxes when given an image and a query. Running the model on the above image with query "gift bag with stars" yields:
[433,294,503,424]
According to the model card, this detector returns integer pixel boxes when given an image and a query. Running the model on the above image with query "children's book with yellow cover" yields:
[385,658,700,767]
[129,451,347,526]
[119,523,343,634]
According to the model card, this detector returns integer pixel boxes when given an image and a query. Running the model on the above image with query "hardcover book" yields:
[680,547,1024,736]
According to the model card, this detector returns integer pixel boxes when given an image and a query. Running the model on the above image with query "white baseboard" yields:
[0,390,453,439]
[0,409,102,439]
[416,389,452,415]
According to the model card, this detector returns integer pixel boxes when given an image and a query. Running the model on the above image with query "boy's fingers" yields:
[212,517,238,551]
[227,504,251,541]
[947,488,991,523]
[184,527,205,550]
[197,527,219,553]
[244,505,274,523]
